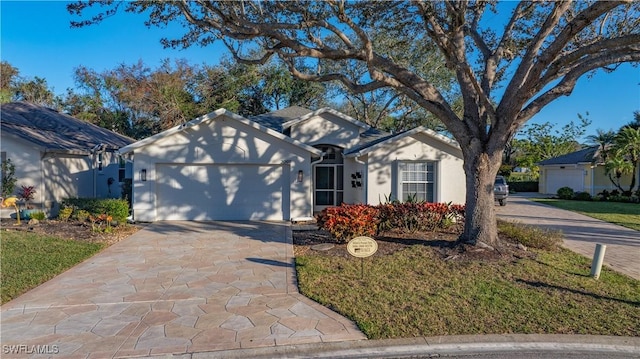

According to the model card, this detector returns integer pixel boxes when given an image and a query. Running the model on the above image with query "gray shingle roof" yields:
[538,146,600,165]
[1,102,134,154]
[250,106,313,132]
[249,106,456,157]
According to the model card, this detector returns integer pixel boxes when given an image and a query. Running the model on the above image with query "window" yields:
[118,157,126,182]
[399,162,435,202]
[97,153,103,172]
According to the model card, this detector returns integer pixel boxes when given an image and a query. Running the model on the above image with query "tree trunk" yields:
[458,148,503,249]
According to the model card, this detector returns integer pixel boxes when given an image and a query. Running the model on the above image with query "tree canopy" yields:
[68,1,640,247]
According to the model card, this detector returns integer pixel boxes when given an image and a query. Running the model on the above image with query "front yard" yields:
[0,219,139,304]
[531,199,640,231]
[1,231,105,303]
[293,223,640,339]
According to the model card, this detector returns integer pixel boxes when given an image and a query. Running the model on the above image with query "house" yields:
[119,106,466,222]
[538,146,637,195]
[1,102,134,217]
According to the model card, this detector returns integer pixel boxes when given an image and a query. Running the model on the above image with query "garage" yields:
[156,164,287,220]
[545,168,585,194]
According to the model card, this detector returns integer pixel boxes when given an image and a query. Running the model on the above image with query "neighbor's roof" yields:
[1,101,134,154]
[538,146,600,166]
[344,126,461,157]
[118,108,322,156]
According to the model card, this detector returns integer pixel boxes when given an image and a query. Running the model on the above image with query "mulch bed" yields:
[1,218,142,245]
[292,225,533,261]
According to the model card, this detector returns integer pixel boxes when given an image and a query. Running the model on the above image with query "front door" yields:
[313,145,344,212]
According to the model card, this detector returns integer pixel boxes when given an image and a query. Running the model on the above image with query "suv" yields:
[494,176,509,206]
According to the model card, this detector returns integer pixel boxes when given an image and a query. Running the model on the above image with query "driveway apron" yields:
[497,195,640,280]
[1,221,365,358]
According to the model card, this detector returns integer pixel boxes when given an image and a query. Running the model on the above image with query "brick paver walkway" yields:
[1,221,365,358]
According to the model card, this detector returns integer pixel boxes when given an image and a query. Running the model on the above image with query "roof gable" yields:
[282,107,371,131]
[344,126,460,157]
[119,109,322,156]
[1,102,133,154]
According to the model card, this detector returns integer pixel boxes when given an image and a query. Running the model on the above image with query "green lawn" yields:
[531,199,640,231]
[296,243,640,339]
[1,231,105,304]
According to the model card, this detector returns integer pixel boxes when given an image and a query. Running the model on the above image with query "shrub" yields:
[63,198,129,222]
[597,190,610,201]
[318,204,379,242]
[573,192,592,201]
[75,209,90,222]
[508,181,539,192]
[556,187,574,200]
[57,207,73,221]
[377,202,449,233]
[497,220,562,251]
[1,159,17,198]
[29,211,46,220]
[377,202,465,234]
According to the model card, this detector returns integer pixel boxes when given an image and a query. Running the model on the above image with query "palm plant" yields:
[605,156,634,193]
[607,127,640,194]
[586,129,616,163]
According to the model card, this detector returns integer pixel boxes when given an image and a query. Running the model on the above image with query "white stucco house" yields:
[0,102,134,217]
[119,106,466,222]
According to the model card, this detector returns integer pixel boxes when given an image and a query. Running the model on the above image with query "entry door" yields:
[314,164,343,211]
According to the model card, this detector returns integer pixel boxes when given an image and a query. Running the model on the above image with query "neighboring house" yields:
[1,102,134,217]
[538,146,637,195]
[120,106,466,222]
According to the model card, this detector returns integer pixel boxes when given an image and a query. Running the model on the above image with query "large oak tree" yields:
[69,1,640,248]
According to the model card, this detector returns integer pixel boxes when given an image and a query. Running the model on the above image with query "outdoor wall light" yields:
[297,170,304,182]
[141,169,147,181]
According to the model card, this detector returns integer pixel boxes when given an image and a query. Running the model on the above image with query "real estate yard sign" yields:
[347,236,378,279]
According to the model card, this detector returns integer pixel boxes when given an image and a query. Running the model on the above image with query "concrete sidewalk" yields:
[497,194,640,280]
[0,221,365,358]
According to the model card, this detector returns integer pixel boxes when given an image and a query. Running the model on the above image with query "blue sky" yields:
[2,1,639,138]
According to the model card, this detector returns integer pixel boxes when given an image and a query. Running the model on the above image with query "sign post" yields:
[346,236,378,279]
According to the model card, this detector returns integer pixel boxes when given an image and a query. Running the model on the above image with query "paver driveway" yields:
[1,221,365,358]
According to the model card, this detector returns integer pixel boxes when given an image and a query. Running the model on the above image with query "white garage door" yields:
[156,164,287,220]
[546,168,584,194]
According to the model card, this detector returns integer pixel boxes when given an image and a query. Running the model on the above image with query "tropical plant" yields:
[1,159,17,198]
[586,129,617,163]
[606,157,633,194]
[611,127,640,193]
[18,185,36,209]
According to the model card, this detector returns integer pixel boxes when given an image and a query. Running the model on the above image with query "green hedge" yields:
[62,198,129,222]
[509,181,539,192]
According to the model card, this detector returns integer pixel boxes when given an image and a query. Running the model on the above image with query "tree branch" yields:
[518,50,640,125]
